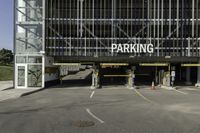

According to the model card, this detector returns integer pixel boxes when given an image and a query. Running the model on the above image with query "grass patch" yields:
[0,65,13,81]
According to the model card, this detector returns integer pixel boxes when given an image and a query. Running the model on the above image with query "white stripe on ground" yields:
[86,108,104,124]
[90,91,95,99]
[133,89,156,104]
[184,88,197,91]
[161,86,188,95]
[173,89,188,95]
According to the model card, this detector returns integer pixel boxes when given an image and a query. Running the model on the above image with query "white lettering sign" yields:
[111,43,154,54]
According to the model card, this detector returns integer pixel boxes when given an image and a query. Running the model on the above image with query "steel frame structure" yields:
[45,0,200,62]
[14,0,45,89]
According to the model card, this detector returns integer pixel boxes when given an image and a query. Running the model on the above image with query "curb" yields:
[2,87,14,91]
[20,88,45,97]
[195,83,200,88]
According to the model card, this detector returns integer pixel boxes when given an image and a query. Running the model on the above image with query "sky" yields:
[0,0,13,50]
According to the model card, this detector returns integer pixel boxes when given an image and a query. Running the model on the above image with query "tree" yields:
[0,48,13,64]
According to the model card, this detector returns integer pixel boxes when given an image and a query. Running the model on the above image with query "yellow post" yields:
[168,64,171,73]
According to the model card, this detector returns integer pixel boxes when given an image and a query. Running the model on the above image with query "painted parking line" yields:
[161,86,188,95]
[182,88,198,91]
[90,91,95,99]
[133,89,157,104]
[86,108,104,124]
[172,89,188,95]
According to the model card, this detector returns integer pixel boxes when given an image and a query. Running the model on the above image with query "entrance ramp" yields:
[62,69,92,80]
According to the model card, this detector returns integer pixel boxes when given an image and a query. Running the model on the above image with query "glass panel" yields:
[28,65,42,87]
[17,66,25,87]
[16,56,26,63]
[28,56,42,63]
[16,26,43,54]
[16,0,43,54]
[17,0,43,22]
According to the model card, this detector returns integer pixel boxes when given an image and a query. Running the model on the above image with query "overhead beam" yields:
[100,63,129,66]
[140,63,169,66]
[181,64,200,67]
[53,63,81,66]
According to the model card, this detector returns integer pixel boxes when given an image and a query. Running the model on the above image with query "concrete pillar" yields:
[195,59,200,87]
[159,70,164,85]
[155,67,158,85]
[127,70,132,89]
[164,72,171,87]
[91,65,101,89]
[185,67,192,85]
[170,66,176,87]
[127,66,136,89]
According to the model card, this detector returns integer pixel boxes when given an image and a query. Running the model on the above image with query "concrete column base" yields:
[125,84,136,89]
[160,85,177,90]
[90,81,100,89]
[128,86,136,90]
[90,86,96,90]
[195,83,200,87]
[90,86,98,89]
[185,82,192,85]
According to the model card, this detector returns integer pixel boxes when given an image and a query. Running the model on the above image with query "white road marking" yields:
[173,89,188,95]
[161,86,188,95]
[86,108,104,124]
[90,91,95,99]
[183,88,197,91]
[133,89,157,104]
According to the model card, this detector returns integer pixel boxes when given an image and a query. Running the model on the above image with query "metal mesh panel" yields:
[45,0,200,59]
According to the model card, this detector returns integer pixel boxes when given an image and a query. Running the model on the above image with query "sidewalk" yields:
[0,81,13,91]
[0,89,39,102]
[0,81,42,102]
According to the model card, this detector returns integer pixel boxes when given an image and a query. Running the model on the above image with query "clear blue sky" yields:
[0,0,13,50]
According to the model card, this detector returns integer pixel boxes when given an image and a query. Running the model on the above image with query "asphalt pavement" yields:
[0,85,200,133]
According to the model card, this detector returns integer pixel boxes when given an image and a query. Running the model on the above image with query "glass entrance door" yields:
[16,64,27,88]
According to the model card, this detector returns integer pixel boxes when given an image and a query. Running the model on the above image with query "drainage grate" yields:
[72,120,95,127]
